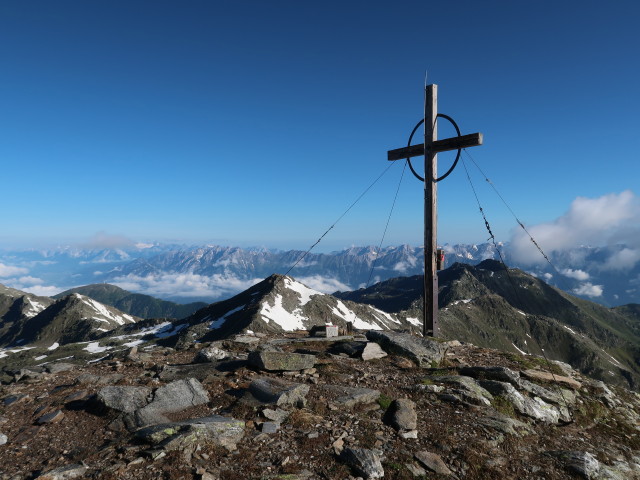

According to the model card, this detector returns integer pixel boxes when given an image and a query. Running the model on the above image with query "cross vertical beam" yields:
[424,84,438,337]
[387,83,482,339]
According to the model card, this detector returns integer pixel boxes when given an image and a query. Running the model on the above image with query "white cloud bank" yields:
[112,273,262,300]
[0,263,29,277]
[510,191,640,269]
[296,275,351,293]
[573,282,604,298]
[561,269,590,281]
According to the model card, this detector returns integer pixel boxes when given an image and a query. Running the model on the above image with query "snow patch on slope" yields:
[331,300,383,331]
[77,294,136,325]
[284,277,323,305]
[24,297,47,318]
[210,305,245,329]
[260,295,306,330]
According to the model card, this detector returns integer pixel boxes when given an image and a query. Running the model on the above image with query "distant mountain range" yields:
[1,258,639,389]
[0,242,638,306]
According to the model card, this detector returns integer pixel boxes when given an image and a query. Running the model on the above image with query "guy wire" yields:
[365,159,408,288]
[285,161,398,276]
[461,153,574,422]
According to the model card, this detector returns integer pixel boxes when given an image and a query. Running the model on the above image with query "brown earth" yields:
[0,333,638,479]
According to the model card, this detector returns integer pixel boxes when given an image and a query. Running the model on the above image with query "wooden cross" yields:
[387,84,483,337]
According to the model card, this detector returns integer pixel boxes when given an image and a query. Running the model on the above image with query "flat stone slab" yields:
[145,378,209,414]
[36,410,64,424]
[158,363,224,382]
[44,363,77,374]
[74,373,124,385]
[248,351,316,371]
[522,369,582,390]
[366,330,445,367]
[415,451,453,475]
[269,335,357,344]
[3,394,30,407]
[459,366,521,386]
[232,335,260,344]
[327,385,381,408]
[425,375,493,406]
[261,421,279,433]
[249,377,309,407]
[135,415,245,451]
[95,386,152,413]
[262,408,290,423]
[477,411,533,437]
[35,463,87,479]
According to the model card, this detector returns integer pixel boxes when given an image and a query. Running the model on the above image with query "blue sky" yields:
[1,1,639,252]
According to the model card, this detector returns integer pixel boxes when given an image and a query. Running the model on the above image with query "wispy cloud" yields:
[21,285,63,296]
[296,275,351,293]
[510,191,640,266]
[600,247,640,271]
[0,263,29,277]
[2,272,64,297]
[80,231,135,249]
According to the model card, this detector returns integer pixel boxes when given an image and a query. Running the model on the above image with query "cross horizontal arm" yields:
[387,132,483,161]
[387,144,424,161]
[432,132,483,154]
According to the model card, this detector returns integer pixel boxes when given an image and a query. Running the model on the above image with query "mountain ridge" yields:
[53,283,207,319]
[336,260,640,389]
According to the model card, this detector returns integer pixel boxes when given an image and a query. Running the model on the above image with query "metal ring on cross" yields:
[406,113,461,182]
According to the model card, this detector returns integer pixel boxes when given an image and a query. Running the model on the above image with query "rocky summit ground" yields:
[0,330,639,480]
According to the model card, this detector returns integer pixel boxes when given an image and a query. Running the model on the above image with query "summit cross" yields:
[387,84,483,337]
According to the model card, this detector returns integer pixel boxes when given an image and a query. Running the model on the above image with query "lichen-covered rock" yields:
[136,415,245,452]
[477,411,533,437]
[365,330,445,367]
[248,351,316,371]
[426,375,494,406]
[95,385,152,413]
[480,380,564,423]
[145,378,209,414]
[122,378,209,429]
[519,379,578,406]
[459,366,521,386]
[44,363,76,374]
[157,363,221,382]
[327,385,381,408]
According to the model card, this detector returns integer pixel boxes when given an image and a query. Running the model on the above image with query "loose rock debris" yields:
[0,331,639,479]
